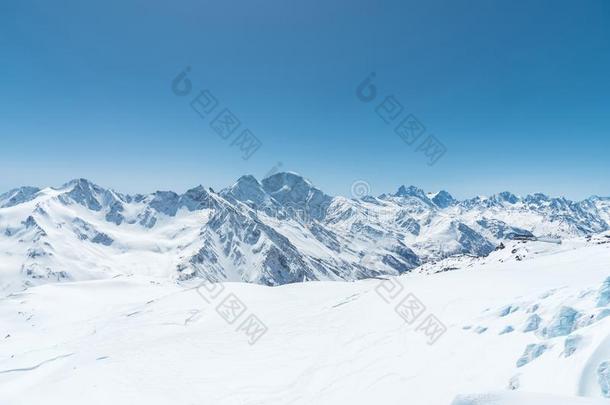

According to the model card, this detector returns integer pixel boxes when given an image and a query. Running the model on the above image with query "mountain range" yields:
[1,173,609,293]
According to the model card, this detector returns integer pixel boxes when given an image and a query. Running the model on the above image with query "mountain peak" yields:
[395,185,427,200]
[236,174,260,184]
[181,184,213,207]
[0,186,41,208]
[431,190,456,208]
[221,175,269,207]
[62,178,100,189]
[524,193,551,204]
[261,172,331,220]
[262,172,313,188]
[495,191,520,204]
[58,178,105,211]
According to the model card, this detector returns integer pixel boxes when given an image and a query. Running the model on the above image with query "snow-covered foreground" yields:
[1,239,610,405]
[451,392,610,405]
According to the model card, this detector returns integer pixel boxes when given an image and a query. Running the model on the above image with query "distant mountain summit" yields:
[0,173,608,293]
[431,190,456,208]
[0,186,41,208]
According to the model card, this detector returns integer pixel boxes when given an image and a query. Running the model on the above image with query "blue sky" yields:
[1,0,609,199]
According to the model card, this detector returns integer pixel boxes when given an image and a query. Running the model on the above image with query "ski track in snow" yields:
[0,353,74,374]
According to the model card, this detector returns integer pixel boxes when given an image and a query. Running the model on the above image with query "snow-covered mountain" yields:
[0,173,608,293]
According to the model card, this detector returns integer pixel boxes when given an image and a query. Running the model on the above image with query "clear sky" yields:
[1,0,609,200]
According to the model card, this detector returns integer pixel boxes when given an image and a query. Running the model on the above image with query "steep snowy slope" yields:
[1,237,610,405]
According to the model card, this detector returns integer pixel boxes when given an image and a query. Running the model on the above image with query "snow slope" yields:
[451,391,610,405]
[2,237,610,404]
